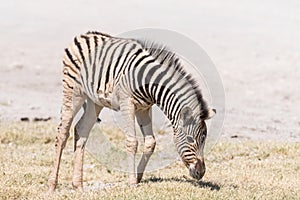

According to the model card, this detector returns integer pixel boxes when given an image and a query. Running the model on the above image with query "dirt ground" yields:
[0,0,299,143]
[0,122,299,199]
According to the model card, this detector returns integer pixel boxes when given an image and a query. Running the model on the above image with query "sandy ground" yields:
[0,0,299,142]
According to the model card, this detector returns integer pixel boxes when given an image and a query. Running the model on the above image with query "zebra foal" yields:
[48,31,216,193]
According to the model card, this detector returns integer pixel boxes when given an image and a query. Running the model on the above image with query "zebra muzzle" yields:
[189,157,205,180]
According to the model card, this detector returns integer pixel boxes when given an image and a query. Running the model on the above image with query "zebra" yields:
[48,31,216,193]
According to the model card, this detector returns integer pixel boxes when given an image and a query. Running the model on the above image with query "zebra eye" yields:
[186,135,195,144]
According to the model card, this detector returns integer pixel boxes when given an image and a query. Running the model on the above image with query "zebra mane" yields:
[137,40,209,119]
[86,31,112,38]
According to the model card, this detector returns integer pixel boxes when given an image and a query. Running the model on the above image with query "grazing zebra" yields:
[48,31,215,193]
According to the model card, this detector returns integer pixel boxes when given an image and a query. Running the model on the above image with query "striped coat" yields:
[48,31,215,193]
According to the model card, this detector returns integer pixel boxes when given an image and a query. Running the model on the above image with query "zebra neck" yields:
[152,75,200,131]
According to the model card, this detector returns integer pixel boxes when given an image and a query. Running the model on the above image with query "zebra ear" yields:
[204,108,216,120]
[179,107,193,127]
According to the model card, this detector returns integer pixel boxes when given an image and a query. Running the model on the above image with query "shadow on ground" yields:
[143,176,221,191]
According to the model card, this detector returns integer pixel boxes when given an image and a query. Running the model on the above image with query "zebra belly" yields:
[93,91,152,112]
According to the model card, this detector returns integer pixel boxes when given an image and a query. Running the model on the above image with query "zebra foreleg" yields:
[120,98,138,184]
[72,99,102,191]
[136,108,156,183]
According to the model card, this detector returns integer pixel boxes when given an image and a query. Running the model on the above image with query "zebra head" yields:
[176,106,216,180]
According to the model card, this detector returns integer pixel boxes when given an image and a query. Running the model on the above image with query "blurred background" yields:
[0,0,299,141]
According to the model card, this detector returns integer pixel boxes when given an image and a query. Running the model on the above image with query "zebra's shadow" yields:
[143,176,220,191]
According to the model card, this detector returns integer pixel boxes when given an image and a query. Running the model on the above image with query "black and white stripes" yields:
[62,30,213,172]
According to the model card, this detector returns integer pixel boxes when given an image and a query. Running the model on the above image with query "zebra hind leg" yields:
[72,98,102,191]
[48,89,85,194]
[136,108,156,183]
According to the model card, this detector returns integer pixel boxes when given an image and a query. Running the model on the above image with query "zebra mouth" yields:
[189,159,206,180]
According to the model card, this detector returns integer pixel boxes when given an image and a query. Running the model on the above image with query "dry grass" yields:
[0,122,299,199]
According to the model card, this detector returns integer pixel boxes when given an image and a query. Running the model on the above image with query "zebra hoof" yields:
[137,173,143,183]
[72,182,84,192]
[128,177,138,185]
[47,179,57,194]
[47,186,55,195]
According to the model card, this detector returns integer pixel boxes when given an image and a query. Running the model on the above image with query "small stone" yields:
[20,117,29,121]
[33,117,51,122]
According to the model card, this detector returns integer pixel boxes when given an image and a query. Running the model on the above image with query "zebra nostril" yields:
[196,171,202,179]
